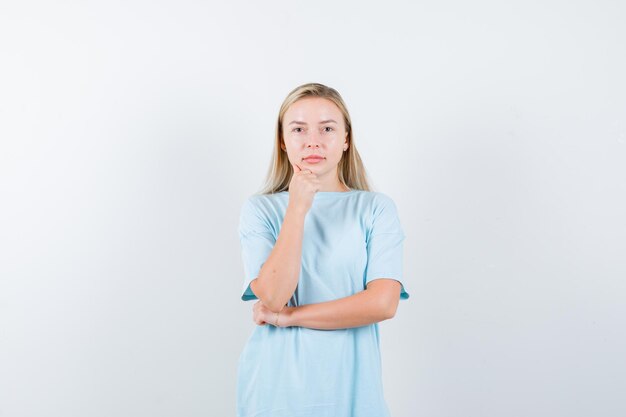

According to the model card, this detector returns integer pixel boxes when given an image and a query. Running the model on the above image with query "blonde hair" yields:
[258,82,372,195]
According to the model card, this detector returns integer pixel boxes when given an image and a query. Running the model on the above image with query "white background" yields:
[1,1,625,416]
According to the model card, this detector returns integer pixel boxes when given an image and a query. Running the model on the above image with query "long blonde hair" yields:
[258,82,372,195]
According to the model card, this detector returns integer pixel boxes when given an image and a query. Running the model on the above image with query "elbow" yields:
[381,299,399,320]
[261,296,287,314]
[250,278,288,313]
[367,290,398,321]
[366,279,401,321]
[381,307,395,321]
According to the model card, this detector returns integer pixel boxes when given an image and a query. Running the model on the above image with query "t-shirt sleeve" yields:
[238,197,276,301]
[364,194,410,300]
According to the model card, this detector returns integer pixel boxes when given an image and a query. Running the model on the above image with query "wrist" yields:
[286,204,308,218]
[278,306,297,327]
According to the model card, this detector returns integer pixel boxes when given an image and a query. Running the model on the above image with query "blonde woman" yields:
[237,82,409,416]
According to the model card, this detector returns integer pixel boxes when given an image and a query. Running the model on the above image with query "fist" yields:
[252,300,292,327]
[287,162,320,214]
[252,300,274,326]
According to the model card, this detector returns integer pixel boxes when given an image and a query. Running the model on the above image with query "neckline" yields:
[279,189,357,198]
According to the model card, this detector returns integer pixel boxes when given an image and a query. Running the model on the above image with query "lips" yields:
[303,155,324,161]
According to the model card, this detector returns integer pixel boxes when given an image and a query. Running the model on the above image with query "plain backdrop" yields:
[1,1,625,416]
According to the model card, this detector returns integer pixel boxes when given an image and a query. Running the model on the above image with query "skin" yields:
[250,97,402,330]
[280,97,349,193]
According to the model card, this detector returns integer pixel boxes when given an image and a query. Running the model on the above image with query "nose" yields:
[306,132,321,149]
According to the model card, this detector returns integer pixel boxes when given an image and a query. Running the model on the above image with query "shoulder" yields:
[357,191,398,212]
[239,193,285,236]
[241,192,285,211]
[351,191,402,229]
[361,191,404,236]
[239,192,286,226]
[369,191,396,205]
[365,191,402,226]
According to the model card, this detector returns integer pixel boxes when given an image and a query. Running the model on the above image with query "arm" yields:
[250,205,307,313]
[277,279,402,330]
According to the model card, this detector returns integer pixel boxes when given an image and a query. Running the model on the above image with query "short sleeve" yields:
[238,197,276,301]
[364,194,410,300]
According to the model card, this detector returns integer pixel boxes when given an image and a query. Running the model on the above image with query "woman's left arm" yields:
[255,279,402,330]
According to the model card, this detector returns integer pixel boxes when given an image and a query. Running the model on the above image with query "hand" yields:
[287,162,320,214]
[252,300,295,327]
[252,300,276,326]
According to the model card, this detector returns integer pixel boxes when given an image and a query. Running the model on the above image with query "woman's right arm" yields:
[250,162,318,313]
[250,205,306,313]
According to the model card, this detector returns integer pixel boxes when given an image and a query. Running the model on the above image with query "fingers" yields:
[292,162,314,175]
[252,302,266,325]
[300,168,314,175]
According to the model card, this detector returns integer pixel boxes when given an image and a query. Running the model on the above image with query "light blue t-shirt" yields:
[237,189,409,417]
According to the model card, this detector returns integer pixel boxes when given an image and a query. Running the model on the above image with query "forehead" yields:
[284,97,342,122]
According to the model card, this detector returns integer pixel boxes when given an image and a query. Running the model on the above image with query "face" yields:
[281,97,348,177]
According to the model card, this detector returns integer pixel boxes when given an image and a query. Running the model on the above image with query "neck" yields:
[317,177,350,192]
[318,184,350,192]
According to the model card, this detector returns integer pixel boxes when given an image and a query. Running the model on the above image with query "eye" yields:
[323,126,334,132]
[292,127,303,133]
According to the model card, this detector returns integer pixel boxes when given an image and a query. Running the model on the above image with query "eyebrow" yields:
[288,119,338,125]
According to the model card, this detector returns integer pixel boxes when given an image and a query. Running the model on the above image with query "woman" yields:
[237,82,409,416]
